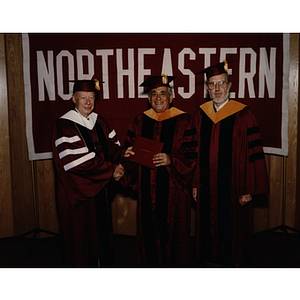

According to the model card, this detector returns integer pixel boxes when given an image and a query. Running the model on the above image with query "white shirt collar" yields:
[214,99,229,112]
[60,109,98,130]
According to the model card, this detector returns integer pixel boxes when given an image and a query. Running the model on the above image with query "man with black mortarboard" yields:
[124,75,198,267]
[193,61,269,267]
[52,79,134,267]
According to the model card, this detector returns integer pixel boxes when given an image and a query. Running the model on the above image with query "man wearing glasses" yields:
[193,61,269,267]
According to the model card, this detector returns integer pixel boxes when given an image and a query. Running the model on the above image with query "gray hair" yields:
[148,86,173,96]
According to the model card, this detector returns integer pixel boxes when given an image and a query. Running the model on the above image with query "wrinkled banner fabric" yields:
[22,33,289,161]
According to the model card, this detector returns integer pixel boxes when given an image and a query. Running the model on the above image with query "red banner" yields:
[22,33,289,160]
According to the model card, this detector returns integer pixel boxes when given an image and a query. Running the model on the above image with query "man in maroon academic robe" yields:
[52,79,134,267]
[125,75,198,267]
[193,61,269,267]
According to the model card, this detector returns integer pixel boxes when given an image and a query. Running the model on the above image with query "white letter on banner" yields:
[178,48,195,99]
[116,49,135,98]
[220,48,237,75]
[199,48,217,97]
[57,50,75,100]
[138,48,155,98]
[220,48,237,98]
[238,48,257,98]
[76,50,94,80]
[259,47,276,98]
[37,50,55,101]
[96,49,114,99]
[161,48,175,97]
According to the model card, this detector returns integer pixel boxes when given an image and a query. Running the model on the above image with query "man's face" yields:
[148,86,173,113]
[72,91,95,117]
[207,73,231,106]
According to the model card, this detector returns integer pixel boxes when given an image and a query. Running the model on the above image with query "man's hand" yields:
[113,164,124,181]
[153,153,171,167]
[124,146,135,158]
[193,188,197,202]
[239,194,252,206]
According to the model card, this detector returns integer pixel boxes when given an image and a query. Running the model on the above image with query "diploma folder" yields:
[128,136,164,169]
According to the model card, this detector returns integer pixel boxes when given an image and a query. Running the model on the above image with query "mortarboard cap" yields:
[70,79,103,94]
[197,60,232,79]
[140,74,176,93]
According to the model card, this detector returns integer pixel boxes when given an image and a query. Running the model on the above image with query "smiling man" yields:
[125,75,198,267]
[72,90,96,117]
[193,61,269,267]
[52,79,134,267]
[148,85,173,113]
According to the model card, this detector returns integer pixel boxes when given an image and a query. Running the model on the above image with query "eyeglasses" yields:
[207,81,228,90]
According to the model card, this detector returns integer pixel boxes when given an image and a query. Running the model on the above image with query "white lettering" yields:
[220,48,237,98]
[56,50,74,100]
[178,48,196,99]
[138,48,155,98]
[220,48,237,75]
[35,46,277,102]
[259,47,276,98]
[161,48,175,97]
[199,48,217,97]
[76,50,94,80]
[96,49,114,99]
[37,51,55,101]
[116,48,135,98]
[238,48,257,98]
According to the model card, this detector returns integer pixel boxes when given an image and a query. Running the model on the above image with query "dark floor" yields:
[1,230,300,268]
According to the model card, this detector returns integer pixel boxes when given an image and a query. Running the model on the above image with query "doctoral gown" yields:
[125,107,198,267]
[52,109,125,267]
[193,100,269,266]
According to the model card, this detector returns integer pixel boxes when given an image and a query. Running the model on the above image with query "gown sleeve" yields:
[167,113,198,190]
[235,107,269,196]
[52,118,120,206]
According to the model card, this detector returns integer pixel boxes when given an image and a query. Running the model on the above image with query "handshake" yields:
[113,146,135,181]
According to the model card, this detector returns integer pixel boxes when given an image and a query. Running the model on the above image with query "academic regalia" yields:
[193,100,269,266]
[53,109,125,267]
[125,107,198,267]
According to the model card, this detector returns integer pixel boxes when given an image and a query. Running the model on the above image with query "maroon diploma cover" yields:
[128,136,164,169]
